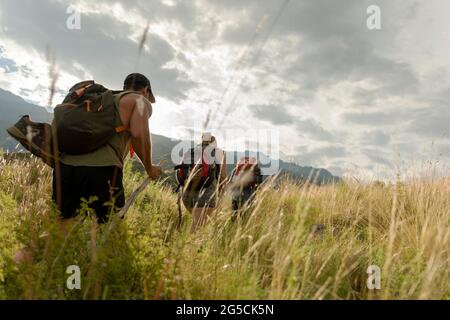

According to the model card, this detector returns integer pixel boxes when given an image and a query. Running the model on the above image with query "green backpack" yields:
[52,80,126,155]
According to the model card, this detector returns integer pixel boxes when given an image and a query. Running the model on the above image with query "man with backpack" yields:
[8,73,162,230]
[230,157,263,215]
[175,133,227,232]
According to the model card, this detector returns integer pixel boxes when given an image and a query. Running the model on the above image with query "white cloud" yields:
[0,0,448,179]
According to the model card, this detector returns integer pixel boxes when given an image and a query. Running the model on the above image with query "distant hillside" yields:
[0,88,340,184]
[148,134,339,184]
[0,88,52,150]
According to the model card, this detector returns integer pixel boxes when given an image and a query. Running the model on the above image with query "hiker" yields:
[9,73,162,262]
[52,73,162,228]
[230,157,263,215]
[175,133,227,232]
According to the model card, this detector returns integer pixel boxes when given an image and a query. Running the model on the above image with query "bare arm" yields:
[120,94,160,179]
[130,99,152,174]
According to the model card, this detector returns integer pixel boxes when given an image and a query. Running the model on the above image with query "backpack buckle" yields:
[84,100,92,112]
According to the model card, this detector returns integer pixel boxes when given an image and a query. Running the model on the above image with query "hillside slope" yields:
[0,89,52,150]
[0,88,339,183]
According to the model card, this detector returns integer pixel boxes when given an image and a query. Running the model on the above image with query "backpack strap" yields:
[115,125,128,133]
[113,90,139,133]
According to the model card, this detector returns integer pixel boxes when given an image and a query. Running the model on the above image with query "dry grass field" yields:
[0,155,448,299]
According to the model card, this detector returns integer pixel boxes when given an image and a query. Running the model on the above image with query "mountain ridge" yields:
[0,88,340,184]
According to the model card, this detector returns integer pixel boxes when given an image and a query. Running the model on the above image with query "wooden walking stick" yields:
[108,160,167,231]
[176,187,183,230]
[118,178,150,219]
[107,177,150,233]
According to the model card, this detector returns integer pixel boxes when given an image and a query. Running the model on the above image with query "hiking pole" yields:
[108,160,167,232]
[107,177,150,233]
[176,188,183,230]
[118,177,150,219]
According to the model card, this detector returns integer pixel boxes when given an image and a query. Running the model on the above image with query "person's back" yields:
[231,157,262,212]
[180,133,227,232]
[53,73,162,225]
[57,91,132,169]
[11,73,163,263]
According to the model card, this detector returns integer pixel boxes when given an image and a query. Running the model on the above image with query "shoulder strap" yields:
[114,90,136,108]
[113,91,140,133]
[190,148,195,166]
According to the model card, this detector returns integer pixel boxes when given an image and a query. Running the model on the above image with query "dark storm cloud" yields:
[1,0,447,175]
[407,91,450,139]
[211,0,420,106]
[408,106,449,139]
[248,104,293,125]
[0,0,196,100]
[296,118,334,142]
[119,0,199,31]
[0,0,423,109]
[295,144,350,165]
[249,103,335,142]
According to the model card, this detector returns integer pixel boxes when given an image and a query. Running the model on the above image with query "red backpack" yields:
[233,157,262,188]
[175,145,219,191]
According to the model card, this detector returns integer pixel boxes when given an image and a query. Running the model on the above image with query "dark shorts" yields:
[232,187,256,211]
[52,163,125,223]
[182,183,217,209]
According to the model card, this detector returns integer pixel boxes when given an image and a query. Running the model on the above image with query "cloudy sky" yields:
[0,0,449,179]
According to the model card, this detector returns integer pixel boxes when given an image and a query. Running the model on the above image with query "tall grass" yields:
[0,155,448,299]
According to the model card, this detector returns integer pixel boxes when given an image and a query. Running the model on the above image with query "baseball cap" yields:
[202,132,212,143]
[123,73,156,103]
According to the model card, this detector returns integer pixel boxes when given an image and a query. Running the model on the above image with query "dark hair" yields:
[123,73,150,91]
